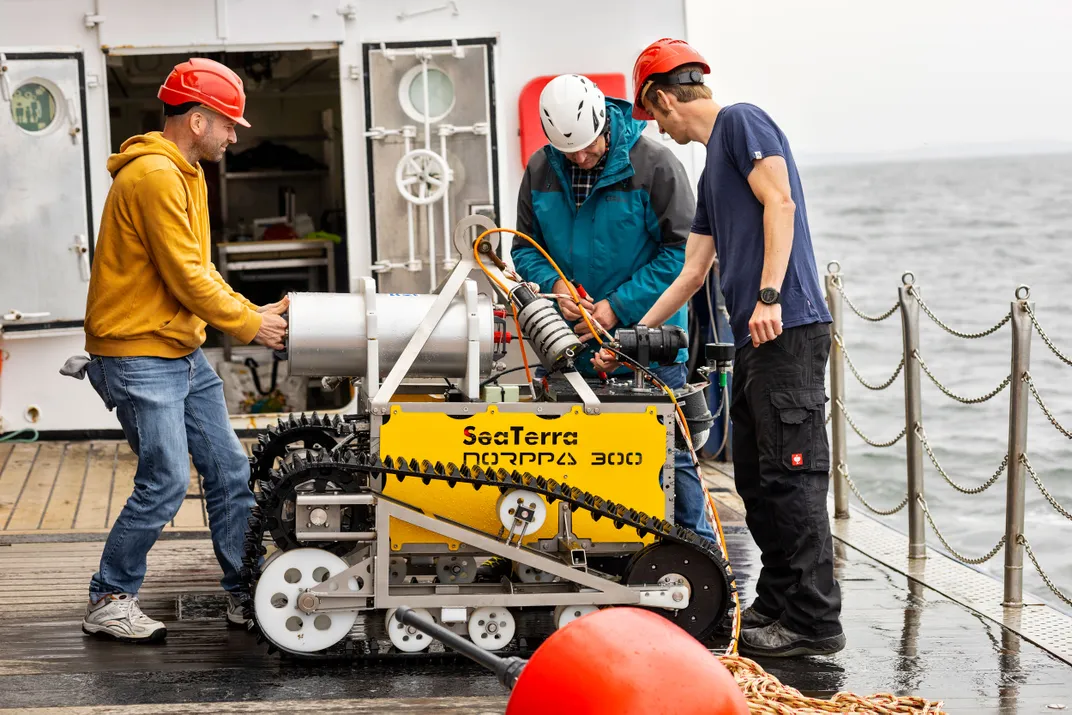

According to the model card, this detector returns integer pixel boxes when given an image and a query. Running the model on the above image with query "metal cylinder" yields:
[286,291,495,378]
[826,271,849,519]
[1003,297,1032,607]
[899,283,926,559]
[514,291,582,372]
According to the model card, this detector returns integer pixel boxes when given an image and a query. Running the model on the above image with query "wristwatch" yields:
[758,287,780,305]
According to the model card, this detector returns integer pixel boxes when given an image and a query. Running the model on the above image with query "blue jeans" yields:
[535,364,717,542]
[85,349,254,598]
[651,363,718,543]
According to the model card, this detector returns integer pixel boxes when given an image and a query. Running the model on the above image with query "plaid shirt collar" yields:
[568,130,611,209]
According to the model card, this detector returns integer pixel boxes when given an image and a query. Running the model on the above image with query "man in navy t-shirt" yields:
[595,38,843,657]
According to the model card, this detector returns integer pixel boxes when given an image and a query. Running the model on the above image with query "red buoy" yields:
[506,607,749,715]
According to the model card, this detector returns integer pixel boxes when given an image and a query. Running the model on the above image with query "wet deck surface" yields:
[0,448,1070,713]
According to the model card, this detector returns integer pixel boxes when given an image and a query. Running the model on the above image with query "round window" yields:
[11,82,58,132]
[399,65,456,123]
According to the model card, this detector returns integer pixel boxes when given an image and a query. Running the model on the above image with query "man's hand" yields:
[575,300,618,342]
[257,295,290,315]
[552,279,594,321]
[254,312,288,350]
[591,347,621,373]
[748,301,783,347]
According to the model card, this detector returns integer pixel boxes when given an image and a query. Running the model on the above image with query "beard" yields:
[198,137,227,163]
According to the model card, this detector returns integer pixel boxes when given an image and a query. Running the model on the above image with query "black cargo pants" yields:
[730,322,843,637]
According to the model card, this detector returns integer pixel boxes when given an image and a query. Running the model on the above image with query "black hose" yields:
[393,607,526,689]
[479,365,531,388]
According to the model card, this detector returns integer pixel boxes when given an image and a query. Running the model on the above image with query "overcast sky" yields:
[686,0,1072,163]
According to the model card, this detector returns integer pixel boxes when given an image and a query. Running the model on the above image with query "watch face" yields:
[760,288,778,304]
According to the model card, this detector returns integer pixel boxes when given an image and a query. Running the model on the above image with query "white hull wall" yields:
[0,0,693,432]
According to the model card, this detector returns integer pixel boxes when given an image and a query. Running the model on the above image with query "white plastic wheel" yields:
[436,555,477,584]
[395,148,449,205]
[385,607,436,652]
[253,548,358,653]
[514,562,558,584]
[554,604,598,630]
[467,606,516,651]
[496,489,547,533]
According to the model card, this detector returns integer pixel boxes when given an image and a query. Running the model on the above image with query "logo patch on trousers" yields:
[791,453,804,466]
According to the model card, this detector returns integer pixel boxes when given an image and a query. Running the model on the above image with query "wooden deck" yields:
[0,440,245,537]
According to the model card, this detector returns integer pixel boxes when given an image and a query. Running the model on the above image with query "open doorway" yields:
[105,49,350,415]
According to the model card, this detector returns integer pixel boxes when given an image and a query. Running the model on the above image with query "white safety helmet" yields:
[539,74,607,153]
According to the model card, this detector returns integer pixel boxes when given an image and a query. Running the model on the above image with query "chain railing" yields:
[838,464,909,515]
[1020,455,1072,523]
[917,495,1007,565]
[834,333,905,391]
[830,273,900,322]
[1025,304,1072,368]
[915,425,1008,495]
[914,351,1012,404]
[909,286,1012,340]
[837,399,906,448]
[1024,373,1072,440]
[826,270,1072,609]
[1020,536,1072,608]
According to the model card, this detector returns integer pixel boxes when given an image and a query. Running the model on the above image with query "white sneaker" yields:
[226,592,249,627]
[82,593,167,643]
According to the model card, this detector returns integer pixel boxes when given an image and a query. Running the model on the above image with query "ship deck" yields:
[1,441,1070,713]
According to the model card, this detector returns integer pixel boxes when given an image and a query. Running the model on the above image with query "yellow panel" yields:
[379,405,669,550]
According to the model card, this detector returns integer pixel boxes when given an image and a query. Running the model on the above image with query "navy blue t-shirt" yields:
[691,103,830,348]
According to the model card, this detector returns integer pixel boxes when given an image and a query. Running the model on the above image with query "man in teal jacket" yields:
[512,74,714,541]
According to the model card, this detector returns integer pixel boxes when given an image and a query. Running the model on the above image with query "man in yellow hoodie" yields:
[77,58,286,642]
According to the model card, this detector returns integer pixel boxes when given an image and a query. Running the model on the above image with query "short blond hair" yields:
[642,63,712,114]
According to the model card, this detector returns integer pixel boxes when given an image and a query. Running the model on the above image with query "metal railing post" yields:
[825,261,849,518]
[898,274,926,559]
[1003,286,1033,607]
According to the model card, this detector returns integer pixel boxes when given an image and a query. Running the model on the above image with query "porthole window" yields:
[11,81,58,133]
[398,65,455,123]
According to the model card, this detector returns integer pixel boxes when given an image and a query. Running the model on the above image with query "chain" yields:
[1019,536,1072,609]
[917,496,1006,564]
[837,399,906,448]
[1023,373,1072,439]
[1025,304,1072,368]
[1020,454,1072,522]
[909,287,1011,339]
[914,425,1007,495]
[719,655,947,714]
[838,464,909,515]
[914,351,1011,404]
[832,276,900,322]
[835,333,904,391]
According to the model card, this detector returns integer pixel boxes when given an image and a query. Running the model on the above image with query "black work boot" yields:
[716,604,779,636]
[740,605,779,630]
[739,621,846,657]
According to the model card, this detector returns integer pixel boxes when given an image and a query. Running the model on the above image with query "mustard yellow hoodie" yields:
[84,132,262,358]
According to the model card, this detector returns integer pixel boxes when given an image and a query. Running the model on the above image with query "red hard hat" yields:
[158,57,250,127]
[631,38,710,120]
[506,608,749,715]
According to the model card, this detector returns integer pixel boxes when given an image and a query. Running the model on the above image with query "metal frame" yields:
[304,493,688,611]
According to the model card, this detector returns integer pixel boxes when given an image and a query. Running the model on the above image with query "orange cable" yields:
[472,236,533,384]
